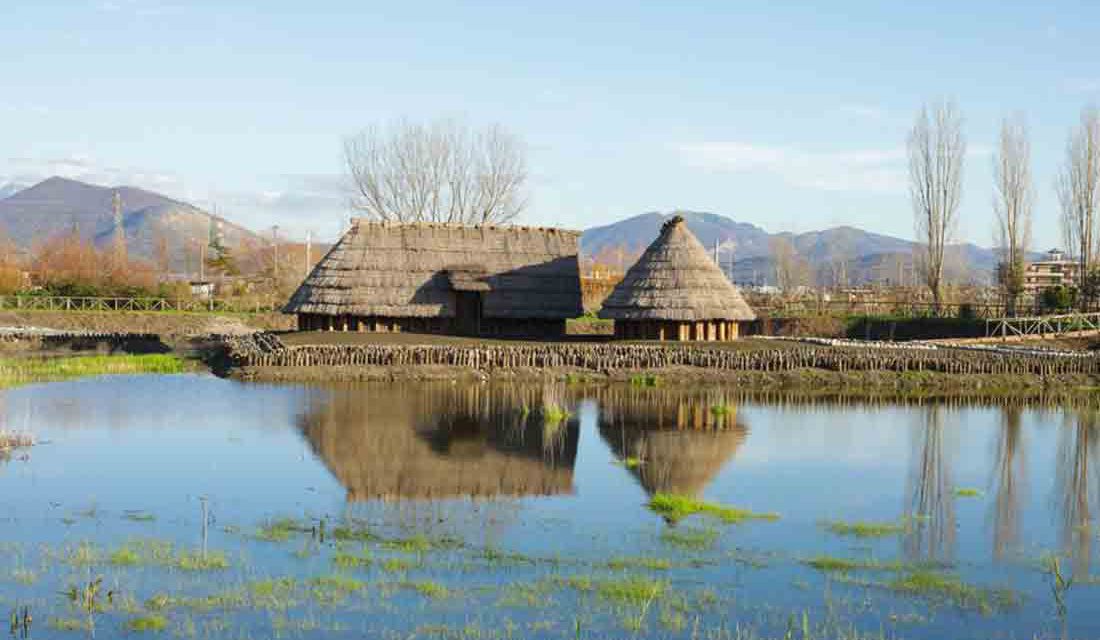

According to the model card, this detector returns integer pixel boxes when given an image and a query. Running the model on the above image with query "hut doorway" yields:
[455,291,483,336]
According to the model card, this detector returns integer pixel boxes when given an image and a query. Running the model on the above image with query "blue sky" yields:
[2,1,1098,247]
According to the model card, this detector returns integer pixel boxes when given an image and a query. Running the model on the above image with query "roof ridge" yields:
[350,218,581,235]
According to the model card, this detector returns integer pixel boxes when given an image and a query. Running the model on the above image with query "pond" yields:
[0,374,1097,639]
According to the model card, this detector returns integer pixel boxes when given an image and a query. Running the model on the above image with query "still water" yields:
[0,374,1098,639]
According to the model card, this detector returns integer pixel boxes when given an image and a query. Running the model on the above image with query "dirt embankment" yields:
[0,311,293,337]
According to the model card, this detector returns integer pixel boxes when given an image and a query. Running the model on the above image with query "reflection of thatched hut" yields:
[284,220,583,338]
[596,387,748,496]
[599,215,755,341]
[299,383,579,501]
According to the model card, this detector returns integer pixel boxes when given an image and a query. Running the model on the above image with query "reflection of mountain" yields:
[299,383,579,501]
[595,387,748,497]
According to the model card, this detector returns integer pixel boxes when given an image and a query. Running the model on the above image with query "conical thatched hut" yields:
[284,220,583,338]
[599,215,755,341]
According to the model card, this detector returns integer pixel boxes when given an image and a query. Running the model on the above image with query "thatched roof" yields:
[599,215,755,321]
[299,382,579,500]
[284,220,583,319]
[596,386,749,497]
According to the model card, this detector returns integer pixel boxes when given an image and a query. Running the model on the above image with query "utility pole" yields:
[271,225,280,282]
[305,230,312,278]
[112,191,126,265]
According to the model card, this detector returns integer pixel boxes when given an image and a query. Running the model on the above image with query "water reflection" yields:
[905,406,956,562]
[991,405,1026,562]
[595,387,748,498]
[298,383,579,501]
[1055,408,1099,578]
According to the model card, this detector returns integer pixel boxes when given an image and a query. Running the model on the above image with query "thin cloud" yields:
[676,142,908,194]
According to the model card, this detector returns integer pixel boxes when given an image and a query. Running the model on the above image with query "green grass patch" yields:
[648,493,779,525]
[254,517,311,542]
[954,487,984,498]
[607,556,672,571]
[659,527,719,551]
[0,354,185,386]
[822,519,907,538]
[709,404,734,416]
[629,374,660,387]
[48,617,93,632]
[124,614,168,633]
[404,580,451,599]
[803,555,904,573]
[333,549,373,569]
[176,550,229,571]
[886,570,1019,613]
[586,576,668,606]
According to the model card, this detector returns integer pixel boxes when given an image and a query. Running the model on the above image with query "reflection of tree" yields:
[991,405,1026,562]
[595,387,748,498]
[1054,409,1099,578]
[299,382,579,501]
[905,406,956,562]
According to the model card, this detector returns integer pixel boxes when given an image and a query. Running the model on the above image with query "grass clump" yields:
[404,580,451,599]
[803,555,903,573]
[176,550,229,571]
[887,570,1019,612]
[333,549,372,569]
[607,556,672,571]
[822,519,907,538]
[629,374,660,387]
[594,577,668,606]
[709,404,734,416]
[254,517,310,542]
[124,614,168,633]
[954,487,984,498]
[648,493,779,525]
[0,430,34,455]
[381,557,419,572]
[660,527,719,551]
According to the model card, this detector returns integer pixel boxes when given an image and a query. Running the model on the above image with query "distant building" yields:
[1023,248,1080,294]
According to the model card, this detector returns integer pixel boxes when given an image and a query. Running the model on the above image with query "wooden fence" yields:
[0,295,280,314]
[226,334,1100,377]
[985,312,1100,338]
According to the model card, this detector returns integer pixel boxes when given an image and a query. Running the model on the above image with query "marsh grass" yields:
[648,494,779,525]
[105,540,228,571]
[0,354,185,386]
[885,570,1019,613]
[629,374,660,387]
[124,614,168,633]
[659,527,718,551]
[606,556,673,571]
[821,519,907,538]
[403,580,452,599]
[709,404,734,416]
[254,517,311,542]
[954,487,984,498]
[803,555,904,573]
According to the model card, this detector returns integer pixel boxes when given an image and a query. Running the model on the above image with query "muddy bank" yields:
[229,363,1100,398]
[0,310,292,337]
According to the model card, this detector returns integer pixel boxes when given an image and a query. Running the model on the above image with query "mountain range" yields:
[581,211,1002,286]
[0,177,262,272]
[0,178,1004,285]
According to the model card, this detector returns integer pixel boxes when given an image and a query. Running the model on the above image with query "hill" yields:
[580,211,1001,286]
[0,177,263,272]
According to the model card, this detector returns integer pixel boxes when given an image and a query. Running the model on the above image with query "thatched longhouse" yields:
[284,220,583,338]
[599,215,755,341]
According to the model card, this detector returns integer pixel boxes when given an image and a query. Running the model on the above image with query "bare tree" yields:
[993,116,1034,317]
[909,101,965,311]
[1057,108,1100,308]
[770,236,808,293]
[344,119,528,225]
[825,228,852,291]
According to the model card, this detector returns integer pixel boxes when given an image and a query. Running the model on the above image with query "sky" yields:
[2,1,1099,247]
